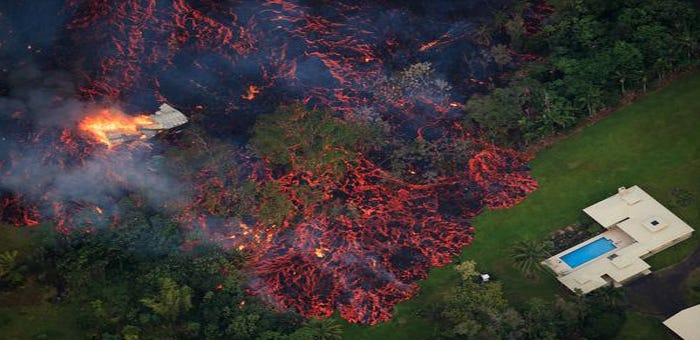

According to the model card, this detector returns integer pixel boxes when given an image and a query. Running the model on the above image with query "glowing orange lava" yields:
[78,109,154,147]
[241,85,261,100]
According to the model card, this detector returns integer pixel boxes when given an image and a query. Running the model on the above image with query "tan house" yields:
[543,186,694,294]
[664,305,700,340]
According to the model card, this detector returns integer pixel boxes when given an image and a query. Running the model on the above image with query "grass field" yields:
[341,72,700,339]
[615,311,671,340]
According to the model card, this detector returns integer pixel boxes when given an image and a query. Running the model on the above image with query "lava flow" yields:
[244,150,536,324]
[0,0,547,325]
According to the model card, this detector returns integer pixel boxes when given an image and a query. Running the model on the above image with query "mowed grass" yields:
[341,72,700,339]
[614,312,674,340]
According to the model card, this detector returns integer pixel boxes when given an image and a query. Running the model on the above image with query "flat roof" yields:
[584,186,693,253]
[544,186,694,294]
[663,305,700,340]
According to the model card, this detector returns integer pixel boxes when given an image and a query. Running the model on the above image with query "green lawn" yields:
[614,312,674,340]
[341,72,700,339]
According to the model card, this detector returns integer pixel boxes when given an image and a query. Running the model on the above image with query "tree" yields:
[441,261,523,339]
[590,286,626,308]
[610,41,643,94]
[474,24,493,46]
[226,314,262,339]
[0,250,23,286]
[490,44,512,68]
[0,250,19,280]
[634,24,673,64]
[521,298,558,340]
[373,62,452,106]
[300,318,343,340]
[504,15,526,50]
[140,277,193,322]
[251,104,380,171]
[582,300,625,340]
[257,182,295,227]
[509,239,551,278]
[467,85,524,145]
[677,29,698,60]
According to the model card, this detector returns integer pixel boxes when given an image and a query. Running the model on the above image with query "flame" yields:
[314,247,326,258]
[241,85,261,100]
[95,207,103,214]
[78,109,154,147]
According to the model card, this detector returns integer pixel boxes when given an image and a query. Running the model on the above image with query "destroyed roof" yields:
[105,103,188,145]
[142,104,189,131]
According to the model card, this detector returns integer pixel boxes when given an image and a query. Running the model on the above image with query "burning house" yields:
[80,104,188,146]
[108,103,188,145]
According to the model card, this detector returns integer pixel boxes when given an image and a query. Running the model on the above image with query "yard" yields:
[341,72,700,339]
[1,73,699,339]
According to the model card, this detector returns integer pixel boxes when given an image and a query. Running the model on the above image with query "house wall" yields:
[641,231,694,259]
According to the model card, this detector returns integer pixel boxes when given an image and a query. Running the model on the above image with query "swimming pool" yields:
[561,237,616,268]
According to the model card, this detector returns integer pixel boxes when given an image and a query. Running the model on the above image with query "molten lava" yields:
[78,109,154,147]
[242,85,261,100]
[0,0,553,326]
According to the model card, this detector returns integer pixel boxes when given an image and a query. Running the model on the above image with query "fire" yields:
[95,207,103,214]
[0,0,549,326]
[78,109,154,147]
[241,85,261,100]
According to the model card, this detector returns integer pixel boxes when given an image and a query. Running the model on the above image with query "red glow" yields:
[0,0,548,325]
[241,85,261,100]
[175,139,536,324]
[78,109,154,147]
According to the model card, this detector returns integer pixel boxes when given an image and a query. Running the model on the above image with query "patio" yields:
[543,186,694,294]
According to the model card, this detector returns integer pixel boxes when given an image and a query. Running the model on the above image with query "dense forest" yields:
[467,0,700,146]
[1,0,698,339]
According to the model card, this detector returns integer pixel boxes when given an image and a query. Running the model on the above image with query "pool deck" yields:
[545,227,635,275]
[542,186,694,294]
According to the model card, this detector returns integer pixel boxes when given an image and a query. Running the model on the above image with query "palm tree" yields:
[303,317,343,340]
[509,240,551,278]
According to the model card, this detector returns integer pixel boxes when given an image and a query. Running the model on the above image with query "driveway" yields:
[626,244,700,317]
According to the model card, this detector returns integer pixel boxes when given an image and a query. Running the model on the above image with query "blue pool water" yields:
[561,237,616,268]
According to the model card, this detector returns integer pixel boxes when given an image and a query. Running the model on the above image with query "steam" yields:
[0,64,185,226]
[1,64,91,128]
